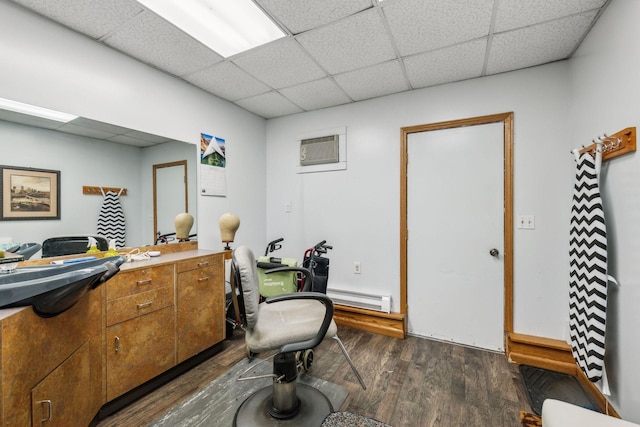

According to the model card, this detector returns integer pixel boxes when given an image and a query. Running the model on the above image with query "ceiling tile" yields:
[103,11,223,77]
[66,117,132,135]
[0,111,64,131]
[106,133,155,147]
[384,0,494,56]
[280,78,351,111]
[124,129,171,144]
[486,11,598,75]
[334,60,409,101]
[235,91,303,119]
[58,123,124,140]
[233,38,326,89]
[297,8,396,75]
[183,62,271,101]
[9,0,143,39]
[404,39,487,89]
[257,0,373,34]
[495,0,607,33]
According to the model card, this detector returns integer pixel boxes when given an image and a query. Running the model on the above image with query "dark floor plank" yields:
[96,327,532,427]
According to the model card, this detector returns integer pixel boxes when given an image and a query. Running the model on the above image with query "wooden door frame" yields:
[153,160,189,243]
[400,112,514,346]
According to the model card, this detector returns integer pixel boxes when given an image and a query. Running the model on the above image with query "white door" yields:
[155,164,187,240]
[407,122,504,351]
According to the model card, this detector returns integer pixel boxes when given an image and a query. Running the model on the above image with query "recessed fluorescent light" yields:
[136,0,286,58]
[0,97,78,123]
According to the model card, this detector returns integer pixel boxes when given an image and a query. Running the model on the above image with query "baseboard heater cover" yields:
[326,288,391,313]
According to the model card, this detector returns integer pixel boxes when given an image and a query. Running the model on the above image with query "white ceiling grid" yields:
[8,0,610,119]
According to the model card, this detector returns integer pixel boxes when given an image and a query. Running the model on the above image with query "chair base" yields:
[233,383,333,426]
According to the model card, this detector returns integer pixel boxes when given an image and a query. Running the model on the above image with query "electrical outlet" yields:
[285,202,292,213]
[354,262,361,274]
[517,215,535,229]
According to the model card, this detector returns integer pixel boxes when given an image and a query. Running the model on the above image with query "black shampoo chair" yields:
[42,236,108,257]
[231,246,365,426]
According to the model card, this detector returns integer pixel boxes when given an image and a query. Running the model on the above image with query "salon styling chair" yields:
[231,246,366,426]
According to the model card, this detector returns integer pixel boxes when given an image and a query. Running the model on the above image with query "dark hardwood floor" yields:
[96,326,532,426]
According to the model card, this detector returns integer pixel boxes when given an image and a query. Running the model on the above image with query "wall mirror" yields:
[0,108,197,255]
[153,160,190,244]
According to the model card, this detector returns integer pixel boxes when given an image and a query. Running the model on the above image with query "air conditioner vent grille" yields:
[300,134,339,166]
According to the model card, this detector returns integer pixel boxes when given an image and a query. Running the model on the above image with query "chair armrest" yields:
[265,292,334,354]
[263,266,313,292]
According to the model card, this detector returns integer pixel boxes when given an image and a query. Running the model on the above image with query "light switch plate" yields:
[517,215,535,229]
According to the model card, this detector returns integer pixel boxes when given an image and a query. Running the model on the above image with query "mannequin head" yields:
[174,212,194,241]
[219,212,240,249]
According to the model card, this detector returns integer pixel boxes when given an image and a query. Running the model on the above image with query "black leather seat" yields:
[42,236,108,257]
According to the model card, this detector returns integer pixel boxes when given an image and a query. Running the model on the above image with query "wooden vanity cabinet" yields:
[31,341,93,427]
[0,286,103,427]
[104,265,176,401]
[0,247,226,425]
[176,254,225,363]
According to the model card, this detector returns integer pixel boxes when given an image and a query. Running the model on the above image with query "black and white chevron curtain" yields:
[97,189,126,248]
[569,152,608,383]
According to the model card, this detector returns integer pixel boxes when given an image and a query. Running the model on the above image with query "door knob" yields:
[489,248,499,257]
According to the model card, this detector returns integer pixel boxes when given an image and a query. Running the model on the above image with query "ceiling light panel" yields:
[135,0,286,58]
[0,97,78,123]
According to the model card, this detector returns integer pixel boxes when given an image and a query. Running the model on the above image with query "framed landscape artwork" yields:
[0,165,60,220]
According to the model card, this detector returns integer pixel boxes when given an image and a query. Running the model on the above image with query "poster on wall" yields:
[200,133,226,197]
[0,165,61,220]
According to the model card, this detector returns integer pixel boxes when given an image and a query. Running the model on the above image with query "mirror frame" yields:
[153,160,188,243]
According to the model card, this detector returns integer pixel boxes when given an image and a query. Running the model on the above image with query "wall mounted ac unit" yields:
[299,134,339,166]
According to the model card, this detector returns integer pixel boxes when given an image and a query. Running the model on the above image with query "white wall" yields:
[0,0,267,253]
[570,0,640,421]
[266,62,573,339]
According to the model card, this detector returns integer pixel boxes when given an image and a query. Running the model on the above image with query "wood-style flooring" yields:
[96,326,532,426]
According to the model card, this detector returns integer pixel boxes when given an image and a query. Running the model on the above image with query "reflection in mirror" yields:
[0,110,197,256]
[153,160,189,244]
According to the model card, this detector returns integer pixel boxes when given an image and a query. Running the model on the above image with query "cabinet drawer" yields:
[106,264,174,301]
[176,254,222,274]
[106,286,174,326]
[106,306,175,401]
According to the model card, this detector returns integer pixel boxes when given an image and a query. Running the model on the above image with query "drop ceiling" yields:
[9,0,610,119]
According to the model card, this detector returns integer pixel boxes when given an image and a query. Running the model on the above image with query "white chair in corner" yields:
[542,399,640,427]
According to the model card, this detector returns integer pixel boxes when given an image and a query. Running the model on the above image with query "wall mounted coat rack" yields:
[82,186,128,196]
[579,127,636,161]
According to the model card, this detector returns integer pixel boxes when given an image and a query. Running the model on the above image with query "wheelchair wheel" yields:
[303,349,314,372]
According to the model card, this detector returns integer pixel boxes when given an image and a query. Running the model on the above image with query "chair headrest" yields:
[232,246,260,329]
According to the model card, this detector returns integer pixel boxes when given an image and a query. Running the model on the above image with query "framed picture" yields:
[0,165,60,220]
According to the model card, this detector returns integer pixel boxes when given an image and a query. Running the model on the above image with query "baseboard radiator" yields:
[326,288,391,313]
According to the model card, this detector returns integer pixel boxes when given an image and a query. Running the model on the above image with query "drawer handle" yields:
[38,399,53,422]
[197,276,210,282]
[198,261,209,267]
[137,301,153,309]
[136,278,152,285]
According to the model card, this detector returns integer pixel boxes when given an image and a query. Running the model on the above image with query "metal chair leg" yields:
[332,335,366,390]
